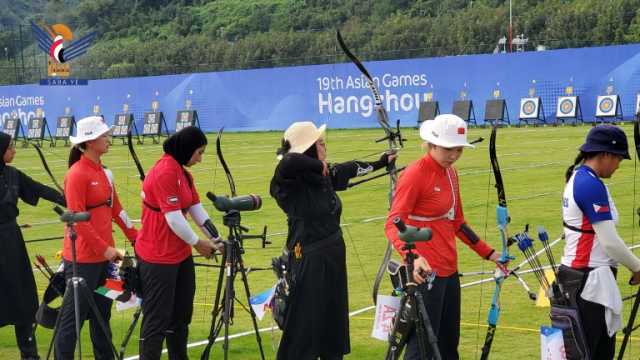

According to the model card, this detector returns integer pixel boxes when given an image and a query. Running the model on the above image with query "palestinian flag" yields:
[95,279,124,300]
[249,286,276,321]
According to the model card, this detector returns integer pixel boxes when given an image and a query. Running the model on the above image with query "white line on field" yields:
[122,305,377,360]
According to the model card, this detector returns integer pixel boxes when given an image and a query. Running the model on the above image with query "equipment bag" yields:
[271,252,294,330]
[549,304,590,360]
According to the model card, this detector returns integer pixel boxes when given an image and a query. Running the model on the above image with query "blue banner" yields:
[1,43,640,132]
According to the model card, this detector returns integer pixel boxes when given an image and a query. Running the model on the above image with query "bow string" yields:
[336,29,405,305]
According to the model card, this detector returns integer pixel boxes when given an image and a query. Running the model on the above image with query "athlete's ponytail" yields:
[565,152,585,183]
[68,143,86,168]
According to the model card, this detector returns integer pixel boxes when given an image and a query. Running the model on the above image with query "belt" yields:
[563,221,595,234]
[291,231,342,258]
[144,201,189,213]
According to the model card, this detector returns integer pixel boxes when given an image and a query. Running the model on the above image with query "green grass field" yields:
[3,124,640,359]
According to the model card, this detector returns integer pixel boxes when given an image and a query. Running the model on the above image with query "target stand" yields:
[595,94,623,124]
[25,116,54,147]
[518,97,546,127]
[556,96,583,126]
[452,100,476,126]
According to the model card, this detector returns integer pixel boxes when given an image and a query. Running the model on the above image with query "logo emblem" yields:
[30,21,96,85]
[294,243,303,259]
[593,203,610,213]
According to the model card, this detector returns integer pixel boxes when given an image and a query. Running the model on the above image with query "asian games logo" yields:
[30,21,96,85]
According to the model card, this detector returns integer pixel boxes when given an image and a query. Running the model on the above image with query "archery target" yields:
[56,116,73,138]
[556,96,577,118]
[596,95,618,117]
[27,117,44,139]
[519,97,540,119]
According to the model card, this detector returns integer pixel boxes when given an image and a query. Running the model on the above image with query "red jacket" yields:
[63,155,137,263]
[385,154,493,276]
[135,154,200,264]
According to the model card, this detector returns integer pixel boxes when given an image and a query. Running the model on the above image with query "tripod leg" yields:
[48,276,82,360]
[118,307,142,360]
[78,280,118,359]
[414,318,429,360]
[618,287,640,360]
[414,292,442,360]
[72,278,83,360]
[201,251,228,360]
[384,295,412,360]
[237,255,266,360]
[222,253,236,360]
[46,293,67,360]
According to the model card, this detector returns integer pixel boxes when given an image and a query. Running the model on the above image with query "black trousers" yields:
[14,322,39,359]
[138,256,195,360]
[577,295,615,359]
[404,273,461,360]
[54,261,113,360]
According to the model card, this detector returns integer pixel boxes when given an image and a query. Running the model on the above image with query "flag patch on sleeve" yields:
[593,203,610,213]
[166,195,179,205]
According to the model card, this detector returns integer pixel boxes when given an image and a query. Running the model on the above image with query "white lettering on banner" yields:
[382,73,428,88]
[0,95,45,108]
[0,95,48,126]
[0,108,46,125]
[318,90,430,117]
[316,72,429,117]
[317,75,381,91]
[318,73,427,92]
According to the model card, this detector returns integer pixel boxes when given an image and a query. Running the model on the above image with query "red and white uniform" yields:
[135,154,200,264]
[385,154,493,276]
[561,165,618,269]
[63,155,137,263]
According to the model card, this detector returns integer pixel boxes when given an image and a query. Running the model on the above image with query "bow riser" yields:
[480,125,514,360]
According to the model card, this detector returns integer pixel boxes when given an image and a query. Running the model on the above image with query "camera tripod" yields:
[385,218,441,360]
[46,207,118,360]
[200,210,267,360]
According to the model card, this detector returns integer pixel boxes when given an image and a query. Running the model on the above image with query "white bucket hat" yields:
[284,121,326,154]
[419,114,474,148]
[69,116,113,145]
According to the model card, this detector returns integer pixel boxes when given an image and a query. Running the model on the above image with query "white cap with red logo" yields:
[419,114,474,149]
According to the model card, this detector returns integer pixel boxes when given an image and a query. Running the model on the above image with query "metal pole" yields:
[509,0,513,52]
[12,31,19,84]
[18,24,25,83]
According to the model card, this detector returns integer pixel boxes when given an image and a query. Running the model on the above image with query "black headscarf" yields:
[0,132,11,168]
[163,126,208,166]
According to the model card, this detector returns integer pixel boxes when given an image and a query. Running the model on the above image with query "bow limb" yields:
[336,29,404,305]
[635,119,640,228]
[32,143,64,194]
[215,127,237,198]
[127,127,145,181]
[480,125,513,360]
